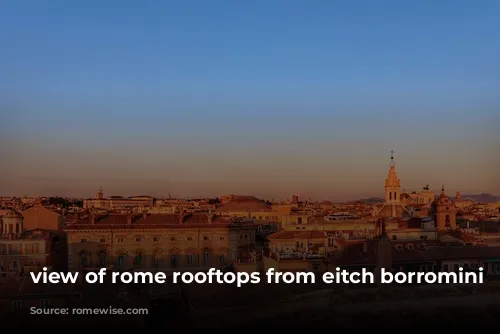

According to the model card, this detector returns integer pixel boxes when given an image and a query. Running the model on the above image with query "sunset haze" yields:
[1,0,499,200]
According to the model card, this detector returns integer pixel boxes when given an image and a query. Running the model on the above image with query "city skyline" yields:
[2,1,499,199]
[1,148,498,201]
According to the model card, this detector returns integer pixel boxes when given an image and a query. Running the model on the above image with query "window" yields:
[134,252,143,267]
[80,254,88,267]
[81,238,87,243]
[297,217,303,224]
[313,264,320,271]
[170,236,176,241]
[203,252,210,265]
[153,237,159,242]
[219,255,226,264]
[443,264,449,272]
[116,255,124,267]
[99,254,107,266]
[219,236,225,240]
[152,254,160,266]
[187,254,195,265]
[11,301,22,311]
[117,238,124,243]
[203,236,209,240]
[40,299,52,308]
[135,237,142,242]
[454,264,459,272]
[328,238,335,247]
[170,255,179,268]
[187,236,193,241]
[392,235,397,240]
[99,238,106,243]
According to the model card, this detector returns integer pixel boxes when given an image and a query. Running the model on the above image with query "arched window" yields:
[152,248,163,267]
[134,250,144,267]
[116,255,124,267]
[80,252,89,267]
[203,249,211,265]
[389,192,392,200]
[98,251,107,266]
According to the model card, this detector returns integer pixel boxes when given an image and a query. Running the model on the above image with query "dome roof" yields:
[216,196,272,212]
[2,209,23,219]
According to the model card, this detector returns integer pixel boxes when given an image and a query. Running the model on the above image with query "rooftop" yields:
[64,212,255,230]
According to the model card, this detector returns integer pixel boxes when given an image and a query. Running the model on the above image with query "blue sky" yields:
[1,0,499,200]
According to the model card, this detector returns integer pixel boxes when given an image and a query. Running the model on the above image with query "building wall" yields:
[22,206,65,233]
[66,226,255,272]
[0,238,50,272]
[389,229,438,241]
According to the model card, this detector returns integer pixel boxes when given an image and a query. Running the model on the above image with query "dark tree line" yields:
[43,197,83,208]
[208,198,220,204]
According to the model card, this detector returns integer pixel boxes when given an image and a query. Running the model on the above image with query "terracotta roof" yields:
[64,213,235,230]
[376,204,410,218]
[216,196,272,212]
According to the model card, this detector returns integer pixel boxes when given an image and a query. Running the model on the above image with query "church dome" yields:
[3,209,23,219]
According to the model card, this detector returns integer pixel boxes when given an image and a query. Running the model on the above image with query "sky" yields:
[1,0,499,201]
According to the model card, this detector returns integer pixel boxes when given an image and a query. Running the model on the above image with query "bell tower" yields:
[384,151,401,217]
[433,185,457,231]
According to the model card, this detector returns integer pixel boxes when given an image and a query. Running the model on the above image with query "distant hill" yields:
[462,193,499,203]
[356,197,384,204]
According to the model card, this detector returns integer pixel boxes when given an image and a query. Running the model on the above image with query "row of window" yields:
[0,243,41,255]
[80,235,226,243]
[80,253,226,268]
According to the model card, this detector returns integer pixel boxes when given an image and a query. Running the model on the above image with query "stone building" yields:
[0,210,59,273]
[64,211,257,273]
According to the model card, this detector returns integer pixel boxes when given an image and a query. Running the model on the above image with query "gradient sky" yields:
[1,0,499,201]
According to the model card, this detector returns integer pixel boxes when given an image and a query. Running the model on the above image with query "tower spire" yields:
[390,150,395,166]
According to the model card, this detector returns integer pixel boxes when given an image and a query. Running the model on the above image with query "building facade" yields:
[64,211,256,273]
